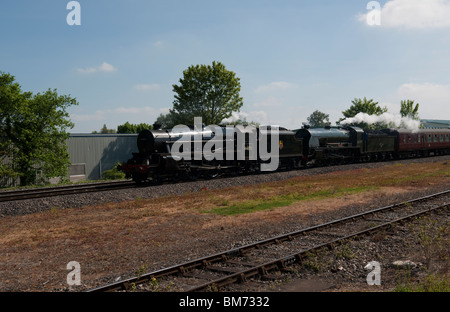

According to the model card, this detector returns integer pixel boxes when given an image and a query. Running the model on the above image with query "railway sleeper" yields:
[205,265,243,274]
[182,272,220,281]
[313,231,345,238]
[225,260,260,267]
[260,273,282,281]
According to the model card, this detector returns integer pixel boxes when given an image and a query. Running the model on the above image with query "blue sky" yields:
[1,0,450,133]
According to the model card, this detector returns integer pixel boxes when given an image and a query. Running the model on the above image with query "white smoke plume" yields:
[221,111,249,124]
[340,112,421,131]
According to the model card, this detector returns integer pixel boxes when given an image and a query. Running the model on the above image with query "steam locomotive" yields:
[120,124,450,184]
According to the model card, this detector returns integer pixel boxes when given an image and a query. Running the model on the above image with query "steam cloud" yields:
[340,112,421,131]
[221,111,249,124]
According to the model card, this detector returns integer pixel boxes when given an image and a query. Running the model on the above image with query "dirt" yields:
[0,158,449,292]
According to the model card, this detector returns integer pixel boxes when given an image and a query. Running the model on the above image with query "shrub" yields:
[102,163,125,180]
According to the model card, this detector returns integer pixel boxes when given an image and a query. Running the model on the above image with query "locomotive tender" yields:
[120,124,450,184]
[296,126,397,165]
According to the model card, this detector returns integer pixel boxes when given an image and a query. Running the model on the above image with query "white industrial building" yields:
[67,133,138,181]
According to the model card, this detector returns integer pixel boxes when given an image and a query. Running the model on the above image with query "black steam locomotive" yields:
[120,124,450,184]
[121,124,302,183]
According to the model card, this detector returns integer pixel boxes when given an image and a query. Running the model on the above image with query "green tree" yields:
[101,124,116,134]
[117,122,152,133]
[307,110,331,127]
[0,74,19,185]
[171,61,244,125]
[339,97,387,129]
[92,124,116,134]
[154,112,178,129]
[400,100,420,120]
[0,137,18,186]
[0,71,78,186]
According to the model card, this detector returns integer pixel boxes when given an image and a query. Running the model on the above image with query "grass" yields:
[200,160,449,216]
[205,186,374,215]
[395,273,450,292]
[393,214,450,292]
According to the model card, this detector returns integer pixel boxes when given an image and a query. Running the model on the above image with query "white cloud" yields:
[112,106,156,115]
[71,106,157,122]
[70,110,105,122]
[253,96,283,108]
[396,82,450,118]
[159,107,171,114]
[133,84,161,91]
[255,81,297,93]
[359,0,450,29]
[77,62,117,74]
[248,110,270,125]
[70,105,166,132]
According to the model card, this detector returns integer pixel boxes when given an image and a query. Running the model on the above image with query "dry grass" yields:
[0,160,449,291]
[1,161,449,247]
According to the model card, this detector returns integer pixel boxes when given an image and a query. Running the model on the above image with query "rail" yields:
[0,180,136,202]
[87,189,449,292]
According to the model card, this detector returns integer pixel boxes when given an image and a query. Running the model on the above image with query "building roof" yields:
[420,119,450,129]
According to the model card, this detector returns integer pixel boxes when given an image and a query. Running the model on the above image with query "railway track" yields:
[87,189,449,292]
[0,180,136,203]
[2,155,448,204]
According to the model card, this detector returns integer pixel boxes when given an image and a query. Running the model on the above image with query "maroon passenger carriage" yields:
[382,128,450,158]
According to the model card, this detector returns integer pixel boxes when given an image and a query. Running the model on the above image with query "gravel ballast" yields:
[2,155,450,217]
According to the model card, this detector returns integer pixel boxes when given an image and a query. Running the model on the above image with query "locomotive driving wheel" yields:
[152,173,163,185]
[132,173,147,185]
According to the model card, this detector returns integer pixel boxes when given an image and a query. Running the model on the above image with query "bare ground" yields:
[0,157,449,292]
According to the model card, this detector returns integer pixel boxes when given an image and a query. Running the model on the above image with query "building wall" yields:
[67,134,138,181]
